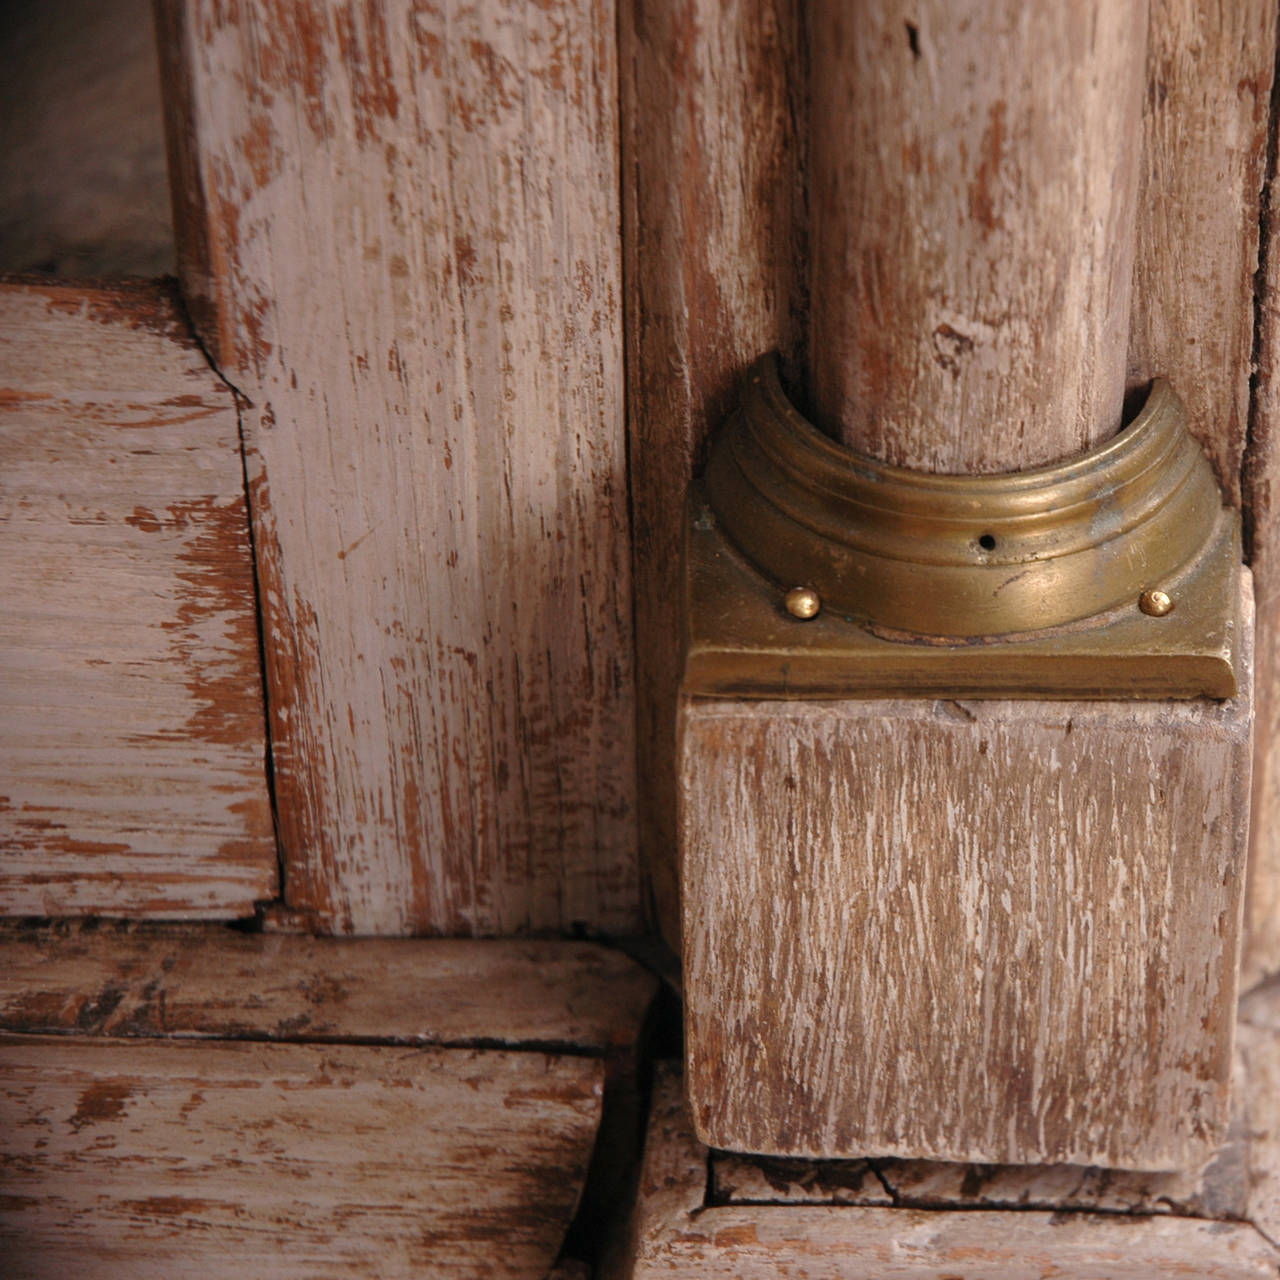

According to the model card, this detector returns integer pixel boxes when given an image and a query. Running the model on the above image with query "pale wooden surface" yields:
[807,0,1146,470]
[0,1033,601,1279]
[1246,557,1280,988]
[679,576,1253,1169]
[0,927,656,1054]
[677,979,1280,1271]
[1125,2,1278,990]
[617,1066,1280,1280]
[156,0,638,935]
[0,281,275,917]
[0,930,657,1276]
[1239,975,1280,1244]
[1128,0,1275,506]
[620,0,805,945]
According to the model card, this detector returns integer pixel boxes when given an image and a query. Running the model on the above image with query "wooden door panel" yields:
[0,281,275,916]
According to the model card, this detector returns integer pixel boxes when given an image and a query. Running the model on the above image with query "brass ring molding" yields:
[684,355,1243,700]
[705,356,1223,639]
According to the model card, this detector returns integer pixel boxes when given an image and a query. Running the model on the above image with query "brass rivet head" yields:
[1139,588,1174,617]
[785,586,822,620]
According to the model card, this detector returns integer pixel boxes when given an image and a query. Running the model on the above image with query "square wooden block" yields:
[679,573,1254,1169]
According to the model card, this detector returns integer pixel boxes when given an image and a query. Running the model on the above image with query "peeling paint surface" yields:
[0,281,276,917]
[0,1033,601,1278]
[161,0,638,935]
[681,587,1255,1170]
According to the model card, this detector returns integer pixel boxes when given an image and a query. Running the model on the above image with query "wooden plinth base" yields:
[679,573,1255,1170]
[618,978,1280,1278]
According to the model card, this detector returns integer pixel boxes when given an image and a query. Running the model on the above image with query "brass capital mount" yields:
[684,356,1243,700]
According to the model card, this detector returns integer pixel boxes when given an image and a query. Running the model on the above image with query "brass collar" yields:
[704,357,1224,638]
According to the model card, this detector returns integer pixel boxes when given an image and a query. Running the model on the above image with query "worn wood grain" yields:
[1129,0,1279,994]
[1237,978,1280,1252]
[808,0,1146,470]
[1245,585,1280,990]
[155,0,638,935]
[701,977,1280,1258]
[0,1033,601,1279]
[679,577,1254,1169]
[0,281,275,917]
[0,927,656,1054]
[615,1066,1279,1280]
[620,0,805,944]
[1129,0,1275,507]
[0,929,656,1274]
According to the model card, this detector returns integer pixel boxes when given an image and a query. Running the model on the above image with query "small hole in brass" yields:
[978,533,997,552]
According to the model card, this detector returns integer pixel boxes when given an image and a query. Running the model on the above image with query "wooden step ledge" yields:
[0,924,656,1056]
[617,979,1280,1278]
[0,929,657,1279]
[0,1033,601,1280]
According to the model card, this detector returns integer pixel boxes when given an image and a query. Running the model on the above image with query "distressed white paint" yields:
[679,576,1254,1169]
[0,1034,601,1278]
[0,282,275,917]
[159,0,637,934]
[807,1,1147,471]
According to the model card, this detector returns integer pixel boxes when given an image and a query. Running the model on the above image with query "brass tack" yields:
[785,586,822,620]
[1139,588,1174,617]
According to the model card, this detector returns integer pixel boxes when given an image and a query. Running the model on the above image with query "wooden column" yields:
[678,0,1256,1170]
[807,0,1147,471]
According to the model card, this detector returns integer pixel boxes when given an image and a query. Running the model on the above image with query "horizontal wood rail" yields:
[0,280,275,916]
[0,928,657,1278]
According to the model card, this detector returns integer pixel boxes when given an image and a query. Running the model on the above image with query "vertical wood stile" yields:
[807,0,1147,471]
[620,0,806,942]
[1119,0,1279,988]
[154,0,639,935]
[1129,0,1276,505]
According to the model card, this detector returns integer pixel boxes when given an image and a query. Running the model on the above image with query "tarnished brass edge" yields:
[705,357,1226,638]
[683,484,1242,701]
